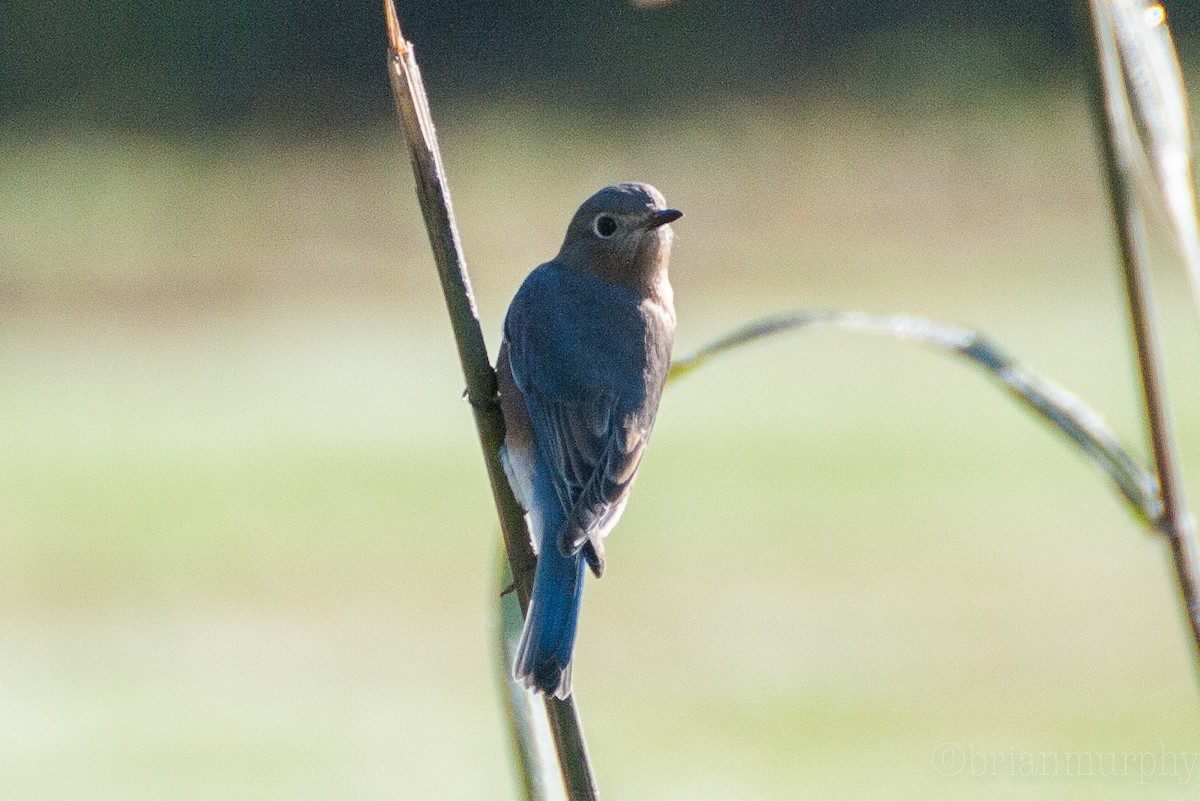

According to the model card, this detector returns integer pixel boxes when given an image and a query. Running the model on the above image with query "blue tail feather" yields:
[513,468,586,699]
[513,543,585,699]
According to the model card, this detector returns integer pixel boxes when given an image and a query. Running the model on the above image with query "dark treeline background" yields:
[2,1,1197,132]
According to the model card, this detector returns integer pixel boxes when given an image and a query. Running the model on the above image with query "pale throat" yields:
[627,226,675,302]
[647,264,675,318]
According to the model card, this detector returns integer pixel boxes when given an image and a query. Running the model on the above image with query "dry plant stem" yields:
[383,2,599,797]
[495,559,561,801]
[670,311,1161,525]
[1081,0,1200,663]
[383,5,527,586]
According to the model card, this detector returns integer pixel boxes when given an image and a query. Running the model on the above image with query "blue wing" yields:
[503,263,671,569]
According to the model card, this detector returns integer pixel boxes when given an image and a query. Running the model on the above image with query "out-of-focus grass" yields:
[2,95,1200,800]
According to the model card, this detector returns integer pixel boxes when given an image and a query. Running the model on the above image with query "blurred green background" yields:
[3,2,1200,799]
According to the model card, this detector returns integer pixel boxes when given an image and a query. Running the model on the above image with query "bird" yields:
[497,182,681,699]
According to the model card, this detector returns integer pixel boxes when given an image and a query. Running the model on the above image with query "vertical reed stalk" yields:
[383,2,600,796]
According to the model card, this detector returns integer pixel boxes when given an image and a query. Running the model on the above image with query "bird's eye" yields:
[593,215,618,238]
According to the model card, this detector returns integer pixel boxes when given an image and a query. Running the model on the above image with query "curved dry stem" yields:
[669,310,1163,527]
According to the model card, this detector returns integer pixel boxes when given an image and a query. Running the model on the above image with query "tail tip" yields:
[514,656,573,700]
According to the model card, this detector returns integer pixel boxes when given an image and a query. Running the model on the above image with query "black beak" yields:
[644,208,683,229]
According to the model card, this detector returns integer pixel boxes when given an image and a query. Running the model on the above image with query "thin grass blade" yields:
[1083,0,1200,671]
[1104,0,1200,315]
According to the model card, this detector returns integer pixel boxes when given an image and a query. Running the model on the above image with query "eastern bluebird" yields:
[497,182,682,699]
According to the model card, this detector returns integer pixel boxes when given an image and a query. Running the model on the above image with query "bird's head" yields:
[556,182,682,297]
